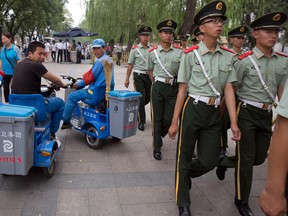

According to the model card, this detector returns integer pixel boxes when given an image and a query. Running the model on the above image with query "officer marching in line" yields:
[173,35,182,48]
[219,26,249,161]
[147,20,182,161]
[168,1,241,215]
[180,34,190,50]
[194,26,204,44]
[124,26,152,131]
[228,26,249,55]
[218,12,288,216]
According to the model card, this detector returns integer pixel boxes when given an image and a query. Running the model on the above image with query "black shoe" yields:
[153,151,162,160]
[138,123,145,131]
[234,198,254,216]
[61,121,72,130]
[216,166,227,181]
[216,153,227,181]
[178,206,191,216]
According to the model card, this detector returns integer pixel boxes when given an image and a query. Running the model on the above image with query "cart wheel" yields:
[111,136,121,141]
[85,126,104,149]
[42,160,55,178]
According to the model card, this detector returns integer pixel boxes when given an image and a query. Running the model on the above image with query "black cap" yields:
[173,35,181,42]
[180,34,190,41]
[194,27,204,36]
[157,20,177,32]
[228,26,249,37]
[138,26,152,35]
[194,0,227,25]
[250,12,287,30]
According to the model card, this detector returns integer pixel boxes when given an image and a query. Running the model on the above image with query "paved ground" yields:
[0,59,267,216]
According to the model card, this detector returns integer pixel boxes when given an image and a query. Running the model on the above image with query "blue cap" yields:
[92,38,106,48]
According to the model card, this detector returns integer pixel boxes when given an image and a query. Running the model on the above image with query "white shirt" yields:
[45,43,50,52]
[57,42,64,50]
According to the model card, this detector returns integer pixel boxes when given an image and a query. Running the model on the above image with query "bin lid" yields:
[0,103,36,117]
[108,90,142,98]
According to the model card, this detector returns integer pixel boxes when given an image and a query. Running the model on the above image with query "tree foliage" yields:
[83,0,288,49]
[0,0,68,45]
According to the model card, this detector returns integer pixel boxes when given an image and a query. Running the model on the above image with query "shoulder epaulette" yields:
[238,50,253,60]
[149,46,158,52]
[183,45,199,53]
[220,46,235,54]
[132,45,138,49]
[275,51,288,57]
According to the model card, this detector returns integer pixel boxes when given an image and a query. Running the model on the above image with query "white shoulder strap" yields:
[136,47,146,62]
[192,49,221,97]
[153,49,173,78]
[247,55,277,106]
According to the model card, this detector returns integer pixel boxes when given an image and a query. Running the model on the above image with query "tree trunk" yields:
[179,0,197,35]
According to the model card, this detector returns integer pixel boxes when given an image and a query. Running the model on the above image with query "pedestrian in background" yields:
[76,41,82,64]
[0,32,22,102]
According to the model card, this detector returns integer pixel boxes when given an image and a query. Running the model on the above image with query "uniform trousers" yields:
[235,102,272,203]
[133,73,151,124]
[176,97,221,207]
[150,81,178,152]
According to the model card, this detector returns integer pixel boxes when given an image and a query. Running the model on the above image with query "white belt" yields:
[154,76,173,85]
[189,94,221,107]
[134,69,148,75]
[239,98,272,111]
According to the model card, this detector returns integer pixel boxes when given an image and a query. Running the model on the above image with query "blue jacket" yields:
[77,53,114,91]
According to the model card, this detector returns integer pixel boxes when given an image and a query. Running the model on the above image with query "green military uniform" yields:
[275,79,288,202]
[175,2,239,211]
[226,12,288,208]
[232,46,288,204]
[147,19,182,160]
[221,26,249,152]
[176,40,237,207]
[127,26,152,128]
[147,44,182,155]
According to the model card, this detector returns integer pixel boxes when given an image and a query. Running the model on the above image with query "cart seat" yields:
[9,94,47,122]
[82,83,114,106]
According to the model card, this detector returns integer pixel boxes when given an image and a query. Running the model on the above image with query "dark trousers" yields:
[175,97,221,207]
[64,49,68,62]
[57,49,63,63]
[76,51,82,63]
[116,52,122,65]
[235,102,272,203]
[133,73,152,124]
[51,51,56,62]
[150,81,178,152]
[3,75,13,102]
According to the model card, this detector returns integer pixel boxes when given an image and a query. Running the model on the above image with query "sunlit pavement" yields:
[0,59,267,216]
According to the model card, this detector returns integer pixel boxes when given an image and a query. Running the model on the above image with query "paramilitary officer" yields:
[219,26,249,160]
[194,26,204,43]
[147,20,182,161]
[168,1,241,215]
[173,35,182,48]
[180,34,190,50]
[125,26,152,131]
[218,11,288,216]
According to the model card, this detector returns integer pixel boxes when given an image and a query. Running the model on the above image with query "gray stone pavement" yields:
[0,60,267,216]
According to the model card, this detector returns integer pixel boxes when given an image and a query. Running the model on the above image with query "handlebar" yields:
[60,75,82,89]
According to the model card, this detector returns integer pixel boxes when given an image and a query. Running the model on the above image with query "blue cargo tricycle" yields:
[0,93,61,178]
[60,74,142,150]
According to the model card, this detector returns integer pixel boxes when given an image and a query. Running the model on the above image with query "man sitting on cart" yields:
[11,41,66,140]
[61,38,114,129]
